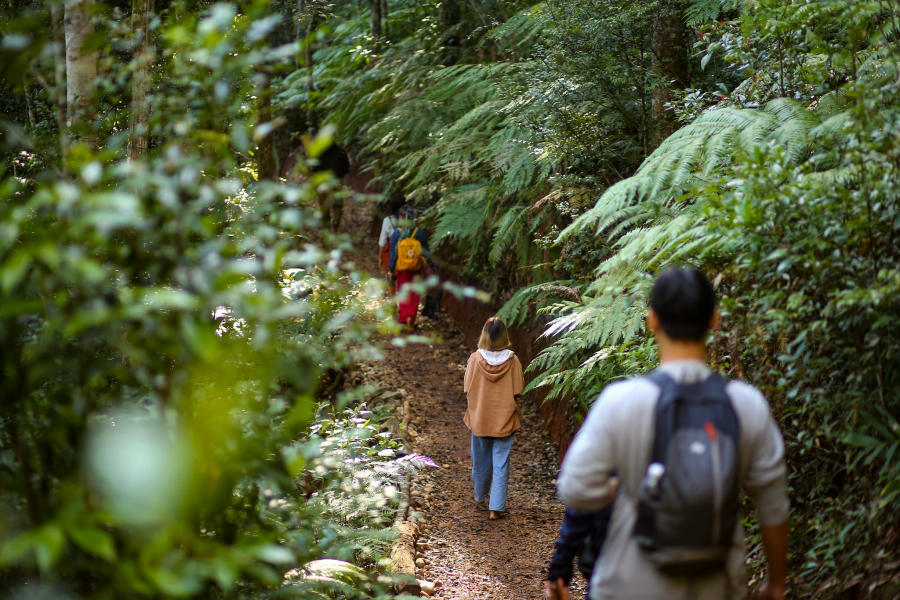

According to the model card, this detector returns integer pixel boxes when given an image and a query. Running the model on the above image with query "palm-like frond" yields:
[559,98,838,242]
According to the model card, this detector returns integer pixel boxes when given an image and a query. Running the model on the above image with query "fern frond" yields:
[489,3,547,53]
[497,280,583,325]
[559,98,836,241]
[685,0,739,26]
[432,184,491,247]
[276,559,368,599]
[489,204,529,265]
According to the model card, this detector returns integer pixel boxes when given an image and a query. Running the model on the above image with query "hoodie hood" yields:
[478,348,514,366]
[472,350,516,382]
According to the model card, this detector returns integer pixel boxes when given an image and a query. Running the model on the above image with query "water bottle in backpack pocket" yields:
[633,370,740,577]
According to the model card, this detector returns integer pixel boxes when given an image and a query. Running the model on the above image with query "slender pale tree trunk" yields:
[303,12,314,126]
[50,0,69,161]
[256,69,274,180]
[65,0,98,146]
[650,0,689,145]
[128,0,154,160]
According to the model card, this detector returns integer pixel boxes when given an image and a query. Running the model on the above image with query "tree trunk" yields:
[370,0,381,41]
[65,0,98,146]
[304,14,314,126]
[438,0,461,65]
[256,69,274,180]
[128,0,154,160]
[650,0,689,145]
[50,0,69,161]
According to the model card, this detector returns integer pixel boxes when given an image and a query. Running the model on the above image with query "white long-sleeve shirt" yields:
[378,215,397,248]
[557,360,788,600]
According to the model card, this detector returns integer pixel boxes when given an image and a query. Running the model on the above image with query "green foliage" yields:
[0,1,410,598]
[282,0,900,593]
[515,1,900,594]
[685,0,739,27]
[289,0,670,291]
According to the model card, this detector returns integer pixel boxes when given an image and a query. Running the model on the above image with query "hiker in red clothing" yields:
[388,205,432,333]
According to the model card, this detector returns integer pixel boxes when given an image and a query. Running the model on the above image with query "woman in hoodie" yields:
[463,317,524,520]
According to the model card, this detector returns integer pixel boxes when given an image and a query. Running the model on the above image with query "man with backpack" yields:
[389,205,432,333]
[557,267,788,600]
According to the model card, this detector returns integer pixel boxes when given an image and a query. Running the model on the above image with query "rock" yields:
[419,579,437,596]
[416,558,425,568]
[391,522,420,594]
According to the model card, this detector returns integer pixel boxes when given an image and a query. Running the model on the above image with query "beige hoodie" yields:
[463,351,524,437]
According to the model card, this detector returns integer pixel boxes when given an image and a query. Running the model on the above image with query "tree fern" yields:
[560,98,836,241]
[431,184,492,247]
[489,2,548,54]
[535,90,858,406]
[685,0,740,26]
[497,279,583,325]
[489,203,529,265]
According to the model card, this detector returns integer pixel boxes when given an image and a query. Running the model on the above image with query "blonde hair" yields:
[477,317,512,351]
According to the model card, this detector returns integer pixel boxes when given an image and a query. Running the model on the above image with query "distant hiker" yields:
[310,144,351,232]
[544,505,613,600]
[463,317,524,521]
[389,205,432,333]
[557,267,789,600]
[378,195,404,294]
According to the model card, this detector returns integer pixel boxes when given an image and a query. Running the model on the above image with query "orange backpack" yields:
[396,228,424,271]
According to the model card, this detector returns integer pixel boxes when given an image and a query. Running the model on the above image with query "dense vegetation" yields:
[2,0,898,598]
[290,0,899,596]
[0,1,426,598]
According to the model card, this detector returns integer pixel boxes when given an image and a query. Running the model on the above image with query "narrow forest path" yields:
[338,196,587,599]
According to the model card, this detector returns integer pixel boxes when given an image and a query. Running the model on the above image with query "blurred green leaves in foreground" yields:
[0,1,409,597]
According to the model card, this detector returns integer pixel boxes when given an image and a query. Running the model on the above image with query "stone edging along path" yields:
[339,199,587,600]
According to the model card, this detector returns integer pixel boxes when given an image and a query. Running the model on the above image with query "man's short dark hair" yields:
[649,267,716,341]
[389,194,405,213]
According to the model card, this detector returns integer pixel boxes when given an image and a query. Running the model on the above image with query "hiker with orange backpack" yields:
[388,205,432,333]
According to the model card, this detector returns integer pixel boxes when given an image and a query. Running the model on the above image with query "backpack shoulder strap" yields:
[644,369,678,465]
[644,369,676,391]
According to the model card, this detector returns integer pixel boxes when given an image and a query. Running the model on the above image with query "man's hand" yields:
[757,581,785,600]
[605,476,620,505]
[543,578,569,600]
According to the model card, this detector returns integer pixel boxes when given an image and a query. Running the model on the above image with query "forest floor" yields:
[339,197,586,599]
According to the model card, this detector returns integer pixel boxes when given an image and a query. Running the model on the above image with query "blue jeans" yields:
[470,433,514,511]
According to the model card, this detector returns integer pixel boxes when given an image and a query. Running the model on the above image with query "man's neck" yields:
[657,339,708,364]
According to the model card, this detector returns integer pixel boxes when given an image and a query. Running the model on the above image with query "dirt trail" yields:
[339,198,586,599]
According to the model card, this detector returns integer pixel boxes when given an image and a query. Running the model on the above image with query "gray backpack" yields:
[633,370,740,576]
